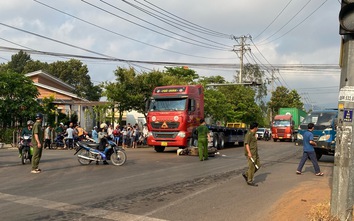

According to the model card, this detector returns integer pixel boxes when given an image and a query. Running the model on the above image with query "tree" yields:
[268,86,304,114]
[219,85,263,125]
[47,59,102,101]
[0,70,40,127]
[23,60,49,74]
[8,50,31,74]
[104,67,138,124]
[235,63,267,102]
[165,66,199,84]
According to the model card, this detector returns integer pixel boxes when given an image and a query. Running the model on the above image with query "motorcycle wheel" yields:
[110,150,127,166]
[21,149,27,165]
[77,149,92,165]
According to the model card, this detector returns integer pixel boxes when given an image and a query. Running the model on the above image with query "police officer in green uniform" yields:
[196,119,210,161]
[31,113,44,174]
[242,122,260,186]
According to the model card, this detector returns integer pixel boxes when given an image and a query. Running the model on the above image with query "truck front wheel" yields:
[273,138,278,142]
[154,146,165,152]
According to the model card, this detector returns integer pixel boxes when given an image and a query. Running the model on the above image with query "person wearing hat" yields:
[31,113,44,174]
[18,120,34,157]
[92,126,99,143]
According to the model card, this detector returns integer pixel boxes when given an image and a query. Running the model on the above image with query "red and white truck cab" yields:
[146,85,204,152]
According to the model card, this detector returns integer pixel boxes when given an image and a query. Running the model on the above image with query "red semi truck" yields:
[146,85,246,152]
[271,108,307,142]
[146,85,204,152]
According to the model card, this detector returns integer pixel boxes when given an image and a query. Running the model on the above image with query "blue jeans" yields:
[297,151,320,174]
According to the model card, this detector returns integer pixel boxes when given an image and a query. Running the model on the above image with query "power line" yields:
[34,0,233,60]
[253,0,294,40]
[117,0,232,47]
[140,0,231,38]
[259,0,329,45]
[256,0,313,44]
[81,0,230,51]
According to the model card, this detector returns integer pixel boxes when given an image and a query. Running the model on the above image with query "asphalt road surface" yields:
[0,141,334,221]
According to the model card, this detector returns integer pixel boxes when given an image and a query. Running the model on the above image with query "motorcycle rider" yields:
[19,120,34,157]
[97,123,109,165]
[264,129,270,141]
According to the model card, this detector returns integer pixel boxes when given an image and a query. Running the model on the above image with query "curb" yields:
[0,143,17,149]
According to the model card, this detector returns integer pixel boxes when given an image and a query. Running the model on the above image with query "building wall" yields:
[30,75,72,92]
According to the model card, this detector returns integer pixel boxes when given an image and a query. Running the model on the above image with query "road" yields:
[0,141,334,221]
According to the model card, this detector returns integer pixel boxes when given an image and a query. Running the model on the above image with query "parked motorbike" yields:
[74,138,127,166]
[19,135,32,164]
[51,133,65,149]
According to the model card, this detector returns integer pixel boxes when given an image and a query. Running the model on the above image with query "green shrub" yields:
[0,128,18,144]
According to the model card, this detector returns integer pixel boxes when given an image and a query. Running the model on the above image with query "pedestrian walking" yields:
[296,123,324,176]
[196,119,210,161]
[31,113,44,174]
[242,122,260,186]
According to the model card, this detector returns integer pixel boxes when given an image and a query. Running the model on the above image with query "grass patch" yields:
[308,202,340,221]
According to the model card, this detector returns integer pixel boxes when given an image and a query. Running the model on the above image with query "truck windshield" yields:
[149,98,187,111]
[301,112,337,127]
[273,120,290,127]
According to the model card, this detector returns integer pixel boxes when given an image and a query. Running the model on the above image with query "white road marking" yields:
[0,192,168,221]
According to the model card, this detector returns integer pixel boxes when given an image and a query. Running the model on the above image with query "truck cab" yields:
[296,109,337,160]
[146,85,204,152]
[271,114,294,142]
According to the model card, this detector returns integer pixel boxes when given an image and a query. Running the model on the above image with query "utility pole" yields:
[331,1,354,220]
[232,35,251,83]
[331,34,354,221]
[268,69,278,123]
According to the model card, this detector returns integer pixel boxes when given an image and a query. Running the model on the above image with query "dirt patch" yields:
[266,177,331,221]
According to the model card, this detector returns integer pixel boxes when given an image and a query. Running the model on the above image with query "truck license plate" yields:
[161,142,168,146]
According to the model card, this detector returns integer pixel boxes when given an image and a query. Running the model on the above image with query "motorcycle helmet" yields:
[27,120,34,125]
[35,113,43,119]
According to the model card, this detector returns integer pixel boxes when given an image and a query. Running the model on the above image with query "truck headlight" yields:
[319,135,330,141]
[297,134,303,140]
[178,131,186,138]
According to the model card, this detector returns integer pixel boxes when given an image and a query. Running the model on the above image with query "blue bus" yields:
[296,109,337,160]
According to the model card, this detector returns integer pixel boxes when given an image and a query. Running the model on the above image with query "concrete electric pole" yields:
[232,35,251,83]
[331,1,354,220]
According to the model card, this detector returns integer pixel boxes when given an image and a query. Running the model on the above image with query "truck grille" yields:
[150,122,180,129]
[277,129,285,134]
[152,132,178,139]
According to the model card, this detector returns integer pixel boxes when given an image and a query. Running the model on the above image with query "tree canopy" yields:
[268,86,304,114]
[0,70,40,127]
[1,51,102,101]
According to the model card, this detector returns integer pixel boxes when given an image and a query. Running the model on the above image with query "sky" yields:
[0,0,343,109]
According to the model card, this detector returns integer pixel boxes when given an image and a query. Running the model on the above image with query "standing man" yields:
[31,113,44,174]
[43,124,52,149]
[296,123,324,176]
[196,119,210,161]
[242,122,260,186]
